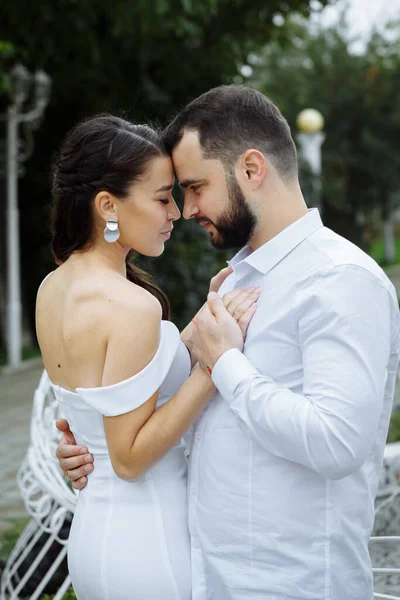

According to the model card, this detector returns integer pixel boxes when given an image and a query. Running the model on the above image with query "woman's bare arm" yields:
[90,289,217,481]
[56,285,258,484]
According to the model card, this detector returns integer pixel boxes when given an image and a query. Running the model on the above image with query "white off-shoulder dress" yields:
[51,321,192,600]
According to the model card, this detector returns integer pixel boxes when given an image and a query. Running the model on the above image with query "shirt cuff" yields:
[211,348,257,401]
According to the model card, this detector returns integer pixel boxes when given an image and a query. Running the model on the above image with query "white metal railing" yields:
[371,439,400,600]
[0,370,77,600]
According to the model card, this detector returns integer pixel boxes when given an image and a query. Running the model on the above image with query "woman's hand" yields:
[209,266,233,294]
[183,286,260,366]
[222,286,260,339]
[192,289,259,374]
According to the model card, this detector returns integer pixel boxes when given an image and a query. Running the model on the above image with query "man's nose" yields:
[182,196,199,220]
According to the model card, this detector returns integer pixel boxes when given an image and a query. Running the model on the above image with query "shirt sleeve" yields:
[212,265,398,480]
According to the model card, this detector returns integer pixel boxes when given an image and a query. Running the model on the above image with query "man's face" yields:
[172,130,256,250]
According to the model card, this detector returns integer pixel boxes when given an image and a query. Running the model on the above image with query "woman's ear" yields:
[238,149,267,190]
[94,191,118,223]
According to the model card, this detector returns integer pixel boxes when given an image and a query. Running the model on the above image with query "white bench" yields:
[0,370,77,600]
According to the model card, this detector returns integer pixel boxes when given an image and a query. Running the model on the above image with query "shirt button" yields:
[191,486,196,495]
[195,433,201,442]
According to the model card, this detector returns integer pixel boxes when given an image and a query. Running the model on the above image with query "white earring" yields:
[104,218,120,243]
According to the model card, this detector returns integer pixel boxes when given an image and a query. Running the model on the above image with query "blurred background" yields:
[1,0,400,596]
[0,0,400,353]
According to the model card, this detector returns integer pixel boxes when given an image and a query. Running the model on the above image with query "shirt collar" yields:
[228,209,323,277]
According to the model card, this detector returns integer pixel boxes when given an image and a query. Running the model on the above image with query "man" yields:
[56,85,400,599]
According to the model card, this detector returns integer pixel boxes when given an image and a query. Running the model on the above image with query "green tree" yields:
[248,13,400,249]
[0,40,14,95]
[0,0,332,342]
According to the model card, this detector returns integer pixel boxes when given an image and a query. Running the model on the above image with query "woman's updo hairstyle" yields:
[51,115,170,319]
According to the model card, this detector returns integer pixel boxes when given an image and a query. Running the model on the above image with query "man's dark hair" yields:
[162,85,298,183]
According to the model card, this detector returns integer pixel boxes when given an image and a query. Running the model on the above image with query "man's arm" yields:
[196,266,397,480]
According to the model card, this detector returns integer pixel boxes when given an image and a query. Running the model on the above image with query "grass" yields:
[0,518,29,561]
[368,237,400,266]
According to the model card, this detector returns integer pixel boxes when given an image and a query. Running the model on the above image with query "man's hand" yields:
[182,281,258,368]
[209,266,233,294]
[55,419,94,490]
[192,290,258,373]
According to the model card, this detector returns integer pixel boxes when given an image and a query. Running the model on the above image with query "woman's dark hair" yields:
[51,114,170,319]
[162,84,297,183]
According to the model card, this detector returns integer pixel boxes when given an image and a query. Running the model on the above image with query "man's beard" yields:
[207,173,256,250]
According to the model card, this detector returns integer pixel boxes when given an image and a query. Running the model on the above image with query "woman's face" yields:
[117,155,180,256]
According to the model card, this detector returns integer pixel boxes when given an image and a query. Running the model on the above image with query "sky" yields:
[316,0,400,52]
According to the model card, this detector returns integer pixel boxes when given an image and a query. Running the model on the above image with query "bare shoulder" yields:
[100,278,163,386]
[102,276,162,325]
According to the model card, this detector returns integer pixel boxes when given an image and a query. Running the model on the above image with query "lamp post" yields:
[3,63,52,369]
[296,108,325,214]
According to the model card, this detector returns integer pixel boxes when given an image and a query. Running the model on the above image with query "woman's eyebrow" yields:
[155,184,174,192]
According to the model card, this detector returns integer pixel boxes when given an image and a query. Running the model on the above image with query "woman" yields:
[36,115,259,600]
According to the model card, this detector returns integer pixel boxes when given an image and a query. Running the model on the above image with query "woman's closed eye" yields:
[159,199,170,205]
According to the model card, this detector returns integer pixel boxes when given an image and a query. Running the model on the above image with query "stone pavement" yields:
[0,361,44,534]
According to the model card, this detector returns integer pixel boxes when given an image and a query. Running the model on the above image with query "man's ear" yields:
[237,149,267,190]
[94,191,118,223]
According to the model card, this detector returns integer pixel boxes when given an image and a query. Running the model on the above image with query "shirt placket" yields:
[188,411,207,600]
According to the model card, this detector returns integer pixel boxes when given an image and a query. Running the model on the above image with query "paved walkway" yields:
[0,362,44,534]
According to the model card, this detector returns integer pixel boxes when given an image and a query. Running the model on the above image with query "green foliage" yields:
[41,589,76,600]
[249,13,400,247]
[369,236,400,267]
[0,0,331,337]
[0,40,14,96]
[388,411,400,444]
[0,345,41,365]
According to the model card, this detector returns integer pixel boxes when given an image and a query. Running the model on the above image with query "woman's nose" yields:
[169,198,181,221]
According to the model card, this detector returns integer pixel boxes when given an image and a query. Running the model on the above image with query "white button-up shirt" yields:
[188,209,400,600]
